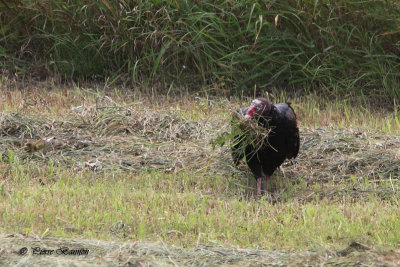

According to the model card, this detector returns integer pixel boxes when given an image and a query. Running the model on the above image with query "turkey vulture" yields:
[232,98,300,196]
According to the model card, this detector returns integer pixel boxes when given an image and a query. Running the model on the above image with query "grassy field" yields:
[1,79,400,259]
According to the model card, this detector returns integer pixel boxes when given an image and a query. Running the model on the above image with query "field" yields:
[0,78,400,265]
[1,0,400,265]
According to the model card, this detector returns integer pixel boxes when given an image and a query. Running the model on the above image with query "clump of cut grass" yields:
[0,112,44,139]
[214,111,274,164]
[231,111,273,150]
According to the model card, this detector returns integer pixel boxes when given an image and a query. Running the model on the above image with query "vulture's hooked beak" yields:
[244,106,255,121]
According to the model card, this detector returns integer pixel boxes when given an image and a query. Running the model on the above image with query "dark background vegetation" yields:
[1,0,399,101]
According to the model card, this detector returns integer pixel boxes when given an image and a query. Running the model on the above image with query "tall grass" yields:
[1,0,400,100]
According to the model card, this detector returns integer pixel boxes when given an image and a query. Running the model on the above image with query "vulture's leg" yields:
[256,177,262,196]
[264,174,270,193]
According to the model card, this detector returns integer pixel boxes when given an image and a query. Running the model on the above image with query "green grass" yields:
[1,84,400,251]
[1,164,400,250]
[1,0,400,101]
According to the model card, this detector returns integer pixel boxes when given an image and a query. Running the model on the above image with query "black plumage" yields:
[232,98,300,195]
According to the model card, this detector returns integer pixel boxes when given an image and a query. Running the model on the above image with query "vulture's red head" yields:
[244,98,271,120]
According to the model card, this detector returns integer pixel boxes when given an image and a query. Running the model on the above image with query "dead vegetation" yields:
[1,95,399,187]
[229,111,274,161]
[0,97,226,174]
[1,234,400,266]
[300,128,400,181]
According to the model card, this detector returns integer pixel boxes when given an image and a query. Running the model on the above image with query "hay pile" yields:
[1,100,399,184]
[0,101,229,174]
[297,128,400,181]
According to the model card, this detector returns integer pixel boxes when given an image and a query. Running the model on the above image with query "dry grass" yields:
[2,233,400,266]
[1,98,398,190]
[0,95,227,174]
[1,81,399,187]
